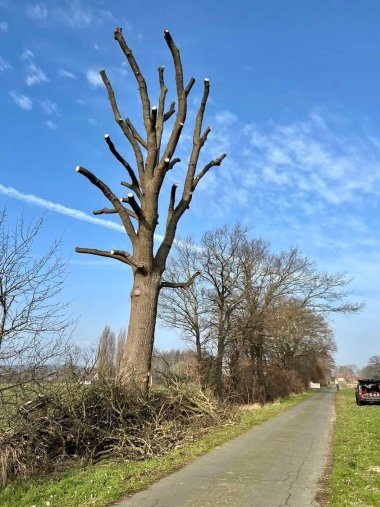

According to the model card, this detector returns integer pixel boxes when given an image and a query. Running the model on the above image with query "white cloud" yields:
[26,62,49,86]
[0,56,11,72]
[57,68,76,79]
[0,184,166,244]
[53,0,93,29]
[46,120,57,129]
[76,98,85,105]
[40,98,58,115]
[239,112,380,207]
[0,20,8,31]
[86,69,102,88]
[0,184,125,233]
[21,49,49,86]
[21,49,34,61]
[8,90,33,110]
[27,2,48,20]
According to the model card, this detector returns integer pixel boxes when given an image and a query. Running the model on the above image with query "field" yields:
[329,387,380,506]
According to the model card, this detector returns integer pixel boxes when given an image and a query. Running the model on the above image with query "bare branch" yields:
[125,118,148,150]
[161,271,201,289]
[184,77,196,96]
[93,207,118,215]
[168,158,181,170]
[192,154,227,190]
[113,27,152,134]
[163,101,175,122]
[158,30,187,170]
[124,193,142,219]
[100,70,145,177]
[164,29,183,93]
[151,106,157,131]
[75,166,137,243]
[200,126,212,146]
[156,66,168,158]
[169,183,179,212]
[75,247,145,270]
[104,134,141,198]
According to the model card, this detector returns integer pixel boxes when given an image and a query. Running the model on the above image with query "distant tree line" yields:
[336,356,380,381]
[156,225,361,403]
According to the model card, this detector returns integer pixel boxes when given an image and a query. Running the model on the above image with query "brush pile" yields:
[0,381,230,485]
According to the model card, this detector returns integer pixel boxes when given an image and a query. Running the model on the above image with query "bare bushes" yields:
[0,380,225,485]
[264,368,305,402]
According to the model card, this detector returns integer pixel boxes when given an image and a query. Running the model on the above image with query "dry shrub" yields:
[265,368,305,401]
[0,380,224,485]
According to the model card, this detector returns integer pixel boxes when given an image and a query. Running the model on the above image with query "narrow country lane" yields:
[114,388,335,507]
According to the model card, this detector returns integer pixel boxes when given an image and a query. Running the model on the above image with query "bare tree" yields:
[265,302,335,369]
[0,210,71,389]
[96,325,116,380]
[75,27,225,391]
[158,237,209,385]
[200,225,250,400]
[236,245,361,401]
[362,355,380,379]
[114,328,126,380]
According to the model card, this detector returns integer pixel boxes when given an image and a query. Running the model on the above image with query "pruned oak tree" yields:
[75,27,226,391]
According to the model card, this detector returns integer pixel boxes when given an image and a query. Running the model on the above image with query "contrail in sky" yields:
[0,183,125,233]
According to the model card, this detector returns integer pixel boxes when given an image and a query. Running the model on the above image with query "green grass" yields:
[329,388,380,507]
[0,391,313,507]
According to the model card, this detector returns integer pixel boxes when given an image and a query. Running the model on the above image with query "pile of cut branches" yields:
[0,381,231,485]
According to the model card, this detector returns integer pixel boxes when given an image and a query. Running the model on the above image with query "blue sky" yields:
[1,0,379,367]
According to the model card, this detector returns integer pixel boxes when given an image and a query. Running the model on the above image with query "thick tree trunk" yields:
[120,271,161,392]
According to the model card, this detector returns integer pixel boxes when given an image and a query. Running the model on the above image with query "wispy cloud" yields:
[0,184,125,233]
[26,62,49,86]
[46,120,57,130]
[8,90,33,110]
[57,68,76,79]
[242,112,380,206]
[21,48,49,86]
[21,48,34,60]
[40,98,58,115]
[0,56,11,72]
[0,184,167,244]
[86,69,102,88]
[53,0,93,29]
[26,2,48,20]
[0,20,8,31]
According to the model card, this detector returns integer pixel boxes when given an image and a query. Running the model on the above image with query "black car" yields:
[355,379,380,406]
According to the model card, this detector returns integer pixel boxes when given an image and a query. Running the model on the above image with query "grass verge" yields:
[0,391,313,507]
[329,388,380,506]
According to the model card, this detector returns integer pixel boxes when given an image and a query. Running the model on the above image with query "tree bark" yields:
[119,271,161,392]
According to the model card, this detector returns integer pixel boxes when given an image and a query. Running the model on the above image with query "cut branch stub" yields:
[163,101,175,121]
[75,247,144,270]
[192,153,227,191]
[125,193,142,218]
[93,207,118,215]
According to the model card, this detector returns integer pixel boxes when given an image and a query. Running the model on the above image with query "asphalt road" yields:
[114,388,335,507]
